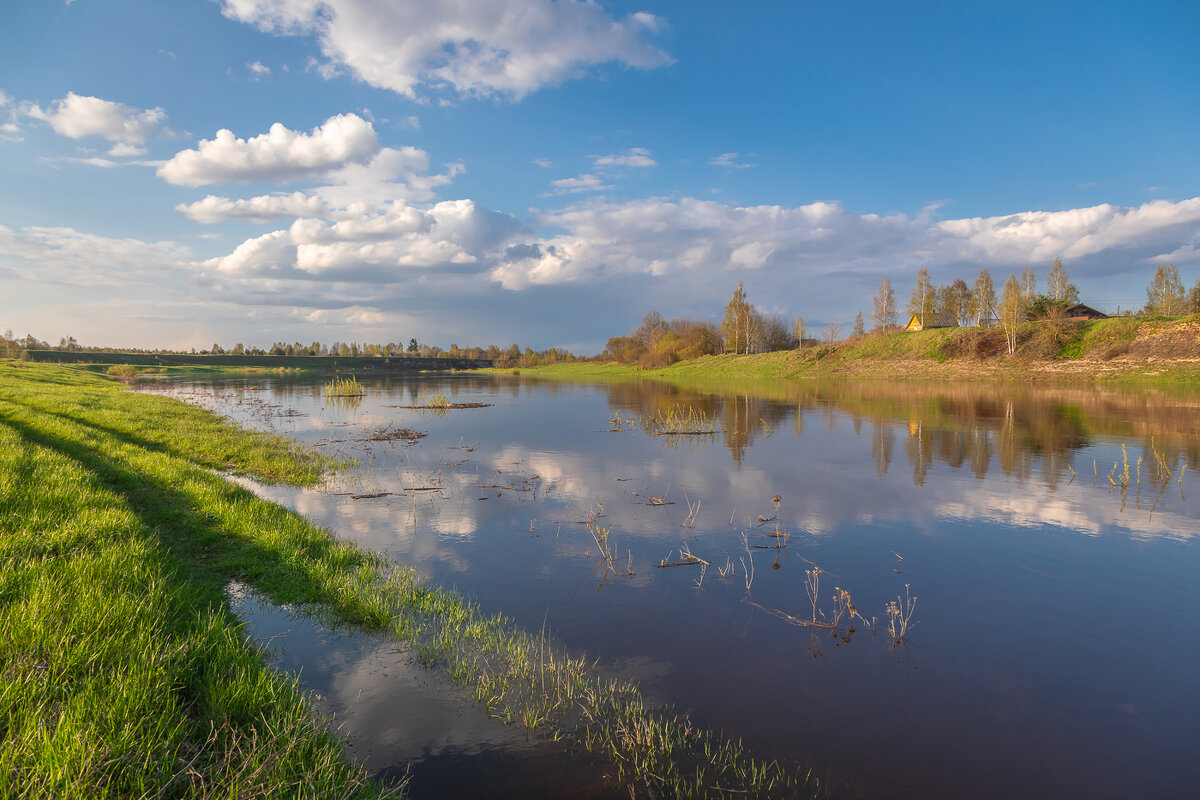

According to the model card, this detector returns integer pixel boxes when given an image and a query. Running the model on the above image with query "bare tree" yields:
[636,310,669,348]
[762,314,793,351]
[822,321,842,344]
[852,311,865,337]
[1146,263,1187,316]
[793,315,807,349]
[871,275,897,331]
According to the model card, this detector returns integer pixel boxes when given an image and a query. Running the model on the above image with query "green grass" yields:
[0,361,393,799]
[0,361,818,799]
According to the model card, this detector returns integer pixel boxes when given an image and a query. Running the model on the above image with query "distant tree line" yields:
[0,329,579,368]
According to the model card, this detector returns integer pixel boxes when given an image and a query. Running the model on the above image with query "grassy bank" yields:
[0,361,816,799]
[493,316,1200,385]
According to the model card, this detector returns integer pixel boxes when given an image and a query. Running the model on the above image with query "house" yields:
[904,312,959,332]
[1063,303,1108,320]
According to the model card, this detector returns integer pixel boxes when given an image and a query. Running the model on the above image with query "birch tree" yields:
[969,269,996,326]
[720,282,752,353]
[1020,265,1038,304]
[871,275,897,331]
[906,267,934,326]
[997,273,1027,355]
[1045,257,1079,303]
[1145,263,1187,316]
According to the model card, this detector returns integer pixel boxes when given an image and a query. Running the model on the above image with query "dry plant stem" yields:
[886,584,919,643]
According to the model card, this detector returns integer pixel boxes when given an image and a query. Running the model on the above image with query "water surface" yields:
[150,375,1200,799]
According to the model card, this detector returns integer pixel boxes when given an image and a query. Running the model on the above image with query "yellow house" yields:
[904,312,959,331]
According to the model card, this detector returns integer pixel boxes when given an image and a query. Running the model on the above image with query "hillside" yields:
[497,316,1200,384]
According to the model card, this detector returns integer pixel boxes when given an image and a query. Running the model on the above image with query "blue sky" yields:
[2,0,1198,352]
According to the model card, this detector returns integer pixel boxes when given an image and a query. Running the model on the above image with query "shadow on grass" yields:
[0,408,384,620]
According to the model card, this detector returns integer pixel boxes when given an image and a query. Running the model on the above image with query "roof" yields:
[905,312,959,329]
[1064,303,1108,319]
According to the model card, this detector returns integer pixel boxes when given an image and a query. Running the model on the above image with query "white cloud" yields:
[24,92,167,143]
[247,60,271,77]
[1150,243,1199,264]
[0,223,191,286]
[176,192,328,224]
[593,147,656,169]
[933,198,1200,264]
[533,157,553,168]
[546,173,613,195]
[709,152,754,169]
[107,142,147,157]
[313,146,463,209]
[491,195,1200,290]
[202,199,521,279]
[219,0,671,100]
[60,156,119,168]
[158,113,379,186]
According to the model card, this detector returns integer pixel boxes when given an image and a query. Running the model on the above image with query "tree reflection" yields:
[590,377,1200,492]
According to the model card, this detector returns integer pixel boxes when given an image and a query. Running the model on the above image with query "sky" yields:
[1,0,1199,353]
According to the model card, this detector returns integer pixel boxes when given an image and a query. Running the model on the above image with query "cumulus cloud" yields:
[932,198,1200,264]
[158,113,379,186]
[593,147,656,169]
[247,60,271,77]
[177,192,328,224]
[313,146,463,208]
[188,191,1200,342]
[24,92,167,143]
[202,199,521,280]
[491,196,1200,290]
[219,0,672,100]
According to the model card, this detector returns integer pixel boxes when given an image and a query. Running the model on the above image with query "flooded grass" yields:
[0,361,822,799]
[0,361,395,799]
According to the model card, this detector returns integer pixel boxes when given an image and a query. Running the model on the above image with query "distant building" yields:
[1064,303,1109,320]
[904,312,959,332]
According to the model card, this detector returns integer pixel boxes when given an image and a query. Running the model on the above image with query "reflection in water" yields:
[147,374,1200,800]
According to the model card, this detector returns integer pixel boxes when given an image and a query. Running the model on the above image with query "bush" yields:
[637,350,679,369]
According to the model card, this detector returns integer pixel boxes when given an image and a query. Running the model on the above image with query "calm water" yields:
[149,375,1200,799]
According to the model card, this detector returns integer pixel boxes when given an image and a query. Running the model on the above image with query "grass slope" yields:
[499,316,1200,385]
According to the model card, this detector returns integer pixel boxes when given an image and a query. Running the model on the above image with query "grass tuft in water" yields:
[324,374,364,397]
[645,404,718,436]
